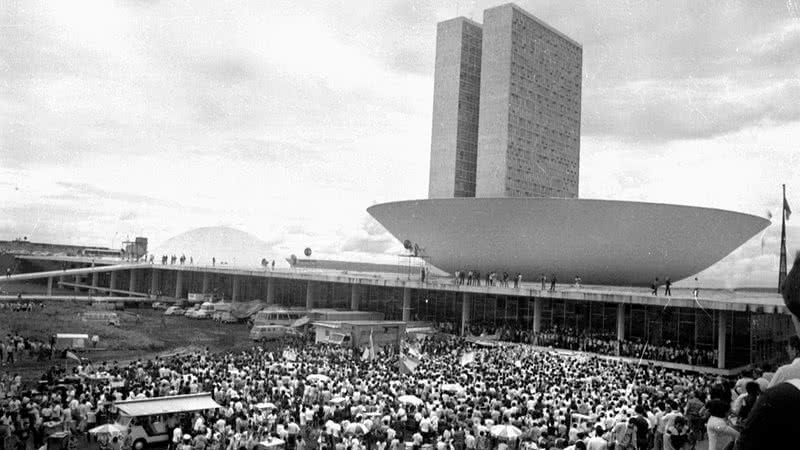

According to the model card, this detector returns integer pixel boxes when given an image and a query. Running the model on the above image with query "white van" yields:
[79,311,120,327]
[192,302,215,319]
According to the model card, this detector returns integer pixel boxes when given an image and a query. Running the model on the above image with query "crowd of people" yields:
[0,258,797,449]
[460,324,720,369]
[0,327,785,450]
[453,272,524,289]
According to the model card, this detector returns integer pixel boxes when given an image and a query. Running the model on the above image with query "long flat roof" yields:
[6,257,789,314]
[115,393,220,417]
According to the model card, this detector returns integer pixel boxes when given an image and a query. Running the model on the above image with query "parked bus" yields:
[251,308,307,326]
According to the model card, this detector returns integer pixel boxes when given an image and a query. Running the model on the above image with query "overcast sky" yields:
[2,0,799,287]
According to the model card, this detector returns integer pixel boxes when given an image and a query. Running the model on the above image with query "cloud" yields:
[583,79,800,142]
[2,0,799,288]
[338,217,401,255]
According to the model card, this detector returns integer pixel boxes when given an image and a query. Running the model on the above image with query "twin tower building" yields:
[428,3,582,200]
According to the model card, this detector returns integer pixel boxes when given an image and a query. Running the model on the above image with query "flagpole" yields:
[779,184,788,293]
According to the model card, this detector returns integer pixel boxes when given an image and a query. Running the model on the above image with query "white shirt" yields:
[586,436,608,450]
[769,358,800,388]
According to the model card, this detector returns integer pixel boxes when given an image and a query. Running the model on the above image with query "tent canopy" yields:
[115,393,220,417]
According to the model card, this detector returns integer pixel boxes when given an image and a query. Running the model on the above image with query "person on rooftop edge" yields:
[734,251,800,449]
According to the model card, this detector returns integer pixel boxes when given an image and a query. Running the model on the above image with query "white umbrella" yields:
[490,424,522,440]
[307,374,331,383]
[257,438,285,448]
[89,423,126,435]
[330,396,347,404]
[344,423,369,435]
[440,383,464,393]
[397,395,424,406]
[254,402,277,410]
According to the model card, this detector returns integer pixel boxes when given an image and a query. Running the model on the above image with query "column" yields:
[617,303,626,356]
[305,280,316,310]
[129,269,137,296]
[59,275,66,292]
[265,278,275,304]
[402,287,411,322]
[150,269,159,297]
[350,284,361,311]
[532,297,542,334]
[175,271,184,299]
[717,311,727,369]
[232,276,240,302]
[47,277,53,297]
[91,272,99,295]
[461,293,472,336]
[74,275,80,293]
[109,271,117,291]
[201,272,210,294]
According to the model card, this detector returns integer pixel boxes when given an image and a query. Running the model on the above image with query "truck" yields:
[113,393,221,450]
[312,320,405,352]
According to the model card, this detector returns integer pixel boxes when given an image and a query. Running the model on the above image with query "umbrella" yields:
[89,423,126,435]
[490,424,523,440]
[307,374,331,383]
[330,396,347,404]
[397,395,424,406]
[254,402,277,410]
[325,420,342,432]
[344,423,369,435]
[440,383,464,393]
[257,438,285,448]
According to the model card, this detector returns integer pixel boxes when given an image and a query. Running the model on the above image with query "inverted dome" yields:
[367,198,770,286]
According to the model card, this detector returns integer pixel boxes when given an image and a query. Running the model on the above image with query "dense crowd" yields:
[463,324,719,368]
[0,332,767,450]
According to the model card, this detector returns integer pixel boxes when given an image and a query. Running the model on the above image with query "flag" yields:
[399,354,420,374]
[460,352,475,366]
[408,344,422,360]
[785,197,792,220]
[361,347,370,361]
[66,351,81,362]
[282,349,297,361]
[369,328,376,361]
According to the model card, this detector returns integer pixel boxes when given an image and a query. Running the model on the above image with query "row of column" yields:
[41,268,731,368]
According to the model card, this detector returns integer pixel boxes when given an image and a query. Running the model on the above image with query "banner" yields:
[399,355,420,374]
[369,328,376,361]
[460,352,475,366]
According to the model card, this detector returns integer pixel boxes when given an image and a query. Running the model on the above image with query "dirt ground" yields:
[0,299,254,385]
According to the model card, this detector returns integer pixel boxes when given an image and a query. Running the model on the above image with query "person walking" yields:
[651,278,659,296]
[664,277,672,296]
[550,274,557,292]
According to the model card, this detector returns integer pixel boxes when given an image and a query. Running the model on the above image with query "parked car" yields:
[164,306,185,316]
[212,311,238,323]
[184,306,201,318]
[151,302,168,310]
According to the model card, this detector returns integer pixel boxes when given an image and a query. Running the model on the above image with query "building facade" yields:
[428,18,483,198]
[476,4,582,198]
[428,3,582,199]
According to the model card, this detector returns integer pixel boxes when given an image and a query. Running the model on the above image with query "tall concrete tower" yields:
[476,4,582,198]
[428,17,483,199]
[428,3,582,199]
